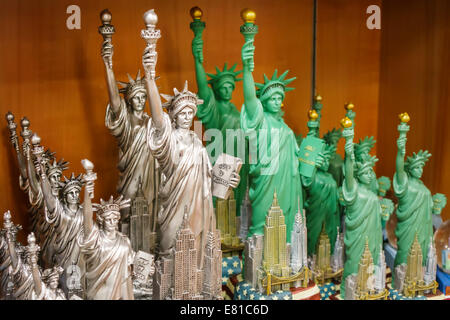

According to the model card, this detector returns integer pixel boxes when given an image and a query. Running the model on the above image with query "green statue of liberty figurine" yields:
[239,9,302,240]
[301,109,340,256]
[393,112,434,281]
[340,116,383,299]
[190,7,249,218]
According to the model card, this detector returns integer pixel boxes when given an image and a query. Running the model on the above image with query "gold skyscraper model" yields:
[216,193,244,257]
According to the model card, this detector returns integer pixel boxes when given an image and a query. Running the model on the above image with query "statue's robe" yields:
[45,201,84,294]
[341,181,383,298]
[79,225,134,300]
[197,88,249,218]
[393,174,433,268]
[241,100,303,240]
[148,113,215,266]
[106,98,157,214]
[302,170,340,256]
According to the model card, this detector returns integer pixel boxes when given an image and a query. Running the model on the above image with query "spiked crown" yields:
[405,150,431,172]
[59,173,84,194]
[42,266,64,282]
[46,158,69,178]
[93,195,130,218]
[355,155,378,176]
[354,136,376,162]
[160,81,203,119]
[118,70,146,102]
[255,70,295,102]
[323,128,342,145]
[206,63,242,91]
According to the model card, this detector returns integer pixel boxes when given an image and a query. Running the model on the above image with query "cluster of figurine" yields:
[1,7,447,300]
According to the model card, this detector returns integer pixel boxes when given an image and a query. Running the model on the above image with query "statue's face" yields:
[410,164,424,179]
[330,136,340,146]
[217,83,234,101]
[65,189,80,206]
[264,93,283,114]
[49,278,59,290]
[130,91,147,112]
[175,107,195,130]
[358,167,375,185]
[49,173,61,194]
[103,213,120,233]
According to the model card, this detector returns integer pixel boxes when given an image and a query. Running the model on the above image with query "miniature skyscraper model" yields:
[202,218,223,300]
[216,193,243,257]
[400,233,438,297]
[239,186,252,241]
[130,177,156,253]
[244,234,264,289]
[290,200,308,274]
[172,209,204,300]
[344,239,389,300]
[262,192,291,292]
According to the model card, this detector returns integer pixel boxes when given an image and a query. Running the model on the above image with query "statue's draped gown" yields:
[341,181,383,298]
[0,235,12,299]
[78,225,134,300]
[106,98,156,210]
[197,88,249,218]
[148,113,215,265]
[45,200,84,294]
[241,100,302,240]
[393,174,433,268]
[302,170,340,256]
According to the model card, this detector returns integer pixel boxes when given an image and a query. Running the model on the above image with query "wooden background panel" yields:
[377,0,450,221]
[0,0,314,240]
[315,0,382,155]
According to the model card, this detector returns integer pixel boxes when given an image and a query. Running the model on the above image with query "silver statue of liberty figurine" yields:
[141,9,238,266]
[99,9,159,236]
[78,159,135,300]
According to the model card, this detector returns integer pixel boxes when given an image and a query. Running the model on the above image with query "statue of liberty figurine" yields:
[189,7,248,219]
[393,112,434,278]
[309,95,344,188]
[340,116,383,299]
[99,9,158,231]
[239,9,302,240]
[300,110,340,256]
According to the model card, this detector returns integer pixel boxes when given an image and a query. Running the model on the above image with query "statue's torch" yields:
[341,116,355,162]
[98,9,115,69]
[81,159,97,199]
[189,7,205,63]
[141,9,161,80]
[397,112,410,156]
[344,103,355,129]
[26,232,40,264]
[5,112,19,154]
[240,8,258,72]
[307,109,319,137]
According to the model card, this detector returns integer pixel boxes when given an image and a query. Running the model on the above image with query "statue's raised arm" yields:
[99,9,121,114]
[395,112,410,186]
[189,7,211,102]
[342,117,356,193]
[141,9,163,130]
[241,40,259,119]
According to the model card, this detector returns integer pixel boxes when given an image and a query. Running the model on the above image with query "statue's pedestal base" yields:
[232,279,320,300]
